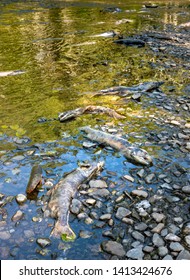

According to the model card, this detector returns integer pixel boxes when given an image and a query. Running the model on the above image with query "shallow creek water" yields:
[0,0,190,259]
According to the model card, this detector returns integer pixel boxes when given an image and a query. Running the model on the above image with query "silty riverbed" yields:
[0,0,190,260]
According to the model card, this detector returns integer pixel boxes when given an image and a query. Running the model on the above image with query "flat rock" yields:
[131,190,148,198]
[11,210,24,222]
[151,223,165,233]
[134,222,148,231]
[152,233,165,247]
[79,230,93,239]
[169,242,184,252]
[36,238,51,248]
[152,212,165,222]
[100,213,112,220]
[182,186,190,194]
[145,173,155,183]
[123,174,134,182]
[131,231,145,242]
[89,180,108,189]
[176,250,190,260]
[101,241,125,257]
[115,207,131,220]
[158,246,168,257]
[126,245,144,260]
[88,188,110,198]
[165,233,181,242]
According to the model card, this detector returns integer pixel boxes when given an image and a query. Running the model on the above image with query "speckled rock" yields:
[176,250,190,260]
[169,242,184,252]
[152,212,165,223]
[158,246,168,257]
[165,233,181,242]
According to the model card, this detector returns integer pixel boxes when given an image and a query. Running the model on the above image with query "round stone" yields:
[131,190,148,198]
[115,207,131,220]
[15,194,27,205]
[101,241,125,257]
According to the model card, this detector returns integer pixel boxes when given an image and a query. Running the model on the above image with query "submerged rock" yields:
[15,194,27,205]
[126,245,144,260]
[36,238,51,248]
[101,241,125,257]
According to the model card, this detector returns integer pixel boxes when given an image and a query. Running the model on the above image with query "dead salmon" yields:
[58,105,125,122]
[93,81,164,97]
[26,165,43,194]
[48,161,104,240]
[80,126,153,166]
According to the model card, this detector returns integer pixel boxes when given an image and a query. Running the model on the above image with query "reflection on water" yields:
[0,0,189,143]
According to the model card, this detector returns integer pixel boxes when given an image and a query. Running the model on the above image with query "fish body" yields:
[81,126,152,166]
[26,165,42,194]
[48,161,104,240]
[58,105,125,122]
[97,81,164,96]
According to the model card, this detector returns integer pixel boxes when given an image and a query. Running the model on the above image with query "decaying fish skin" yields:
[58,105,125,122]
[93,81,164,97]
[80,126,153,166]
[26,165,43,194]
[48,161,104,240]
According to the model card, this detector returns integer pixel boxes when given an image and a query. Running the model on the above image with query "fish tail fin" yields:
[50,221,76,241]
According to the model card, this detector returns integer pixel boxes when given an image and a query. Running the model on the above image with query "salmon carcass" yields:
[47,161,104,240]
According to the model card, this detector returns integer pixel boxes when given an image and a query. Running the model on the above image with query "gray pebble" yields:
[162,254,173,260]
[176,250,190,260]
[70,198,82,215]
[101,241,125,257]
[131,231,145,242]
[131,190,148,198]
[0,231,11,240]
[169,242,184,252]
[152,233,165,247]
[11,210,24,222]
[100,213,112,220]
[89,180,108,189]
[182,186,190,194]
[126,245,144,260]
[152,212,165,223]
[151,223,165,233]
[165,233,181,242]
[143,246,154,253]
[158,246,168,257]
[36,238,51,248]
[134,222,148,231]
[115,207,131,220]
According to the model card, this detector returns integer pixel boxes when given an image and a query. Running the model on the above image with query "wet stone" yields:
[11,210,24,222]
[145,173,155,183]
[151,223,165,234]
[152,233,165,247]
[12,155,25,161]
[82,141,97,148]
[79,230,93,239]
[115,207,131,220]
[85,198,96,205]
[131,231,145,242]
[169,242,184,252]
[182,223,190,235]
[36,238,51,248]
[158,246,168,257]
[123,174,134,182]
[131,190,148,198]
[88,188,110,198]
[182,186,190,194]
[165,233,181,242]
[185,235,190,247]
[100,213,112,220]
[163,255,173,260]
[89,180,108,189]
[134,222,148,231]
[101,241,125,257]
[176,250,190,260]
[143,246,154,253]
[0,231,11,240]
[24,230,35,238]
[15,194,27,205]
[152,212,165,223]
[122,217,134,225]
[126,245,144,260]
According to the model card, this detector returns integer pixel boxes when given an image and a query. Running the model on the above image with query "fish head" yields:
[130,147,153,166]
[58,111,76,122]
